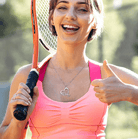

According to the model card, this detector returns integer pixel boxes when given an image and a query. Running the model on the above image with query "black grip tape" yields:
[14,70,39,121]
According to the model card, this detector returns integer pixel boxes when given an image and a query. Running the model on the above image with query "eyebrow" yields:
[57,1,68,5]
[57,1,89,6]
[77,2,89,5]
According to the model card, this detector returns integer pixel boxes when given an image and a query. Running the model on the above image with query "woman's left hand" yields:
[91,60,127,105]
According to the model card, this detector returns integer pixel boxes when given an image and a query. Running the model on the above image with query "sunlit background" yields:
[0,0,138,138]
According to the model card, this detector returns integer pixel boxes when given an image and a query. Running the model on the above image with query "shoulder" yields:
[87,58,103,77]
[9,64,32,100]
[101,62,138,85]
[88,58,138,85]
[88,58,102,67]
[87,58,104,76]
[1,64,32,127]
[17,64,32,77]
[14,64,32,83]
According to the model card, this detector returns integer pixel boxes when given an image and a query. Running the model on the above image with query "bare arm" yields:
[0,64,39,139]
[108,63,138,105]
[92,60,138,105]
[0,118,28,139]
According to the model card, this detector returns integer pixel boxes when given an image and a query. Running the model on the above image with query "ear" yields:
[51,17,54,26]
[91,18,97,29]
[93,22,97,29]
[50,12,54,26]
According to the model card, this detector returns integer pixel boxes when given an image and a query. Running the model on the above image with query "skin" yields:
[0,0,138,138]
[93,60,138,105]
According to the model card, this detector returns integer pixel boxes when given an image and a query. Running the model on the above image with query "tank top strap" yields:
[38,61,49,82]
[38,60,101,82]
[88,61,102,81]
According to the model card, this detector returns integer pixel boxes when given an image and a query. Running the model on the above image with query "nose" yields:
[65,6,77,20]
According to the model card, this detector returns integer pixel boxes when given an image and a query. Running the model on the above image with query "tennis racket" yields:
[13,0,57,121]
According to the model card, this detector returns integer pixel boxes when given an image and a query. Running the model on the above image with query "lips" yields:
[62,24,80,32]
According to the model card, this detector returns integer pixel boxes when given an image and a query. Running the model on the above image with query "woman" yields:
[0,0,138,138]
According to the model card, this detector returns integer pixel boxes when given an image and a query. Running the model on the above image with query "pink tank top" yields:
[29,60,108,139]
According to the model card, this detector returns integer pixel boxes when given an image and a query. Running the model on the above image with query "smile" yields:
[62,24,80,32]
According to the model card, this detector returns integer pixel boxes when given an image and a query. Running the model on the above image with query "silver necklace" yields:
[51,61,86,97]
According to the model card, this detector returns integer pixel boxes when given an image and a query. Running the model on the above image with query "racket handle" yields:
[13,69,39,121]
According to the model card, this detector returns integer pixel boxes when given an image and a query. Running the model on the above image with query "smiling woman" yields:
[0,0,138,139]
[49,0,104,41]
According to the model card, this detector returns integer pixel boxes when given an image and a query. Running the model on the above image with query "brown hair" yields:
[49,0,104,41]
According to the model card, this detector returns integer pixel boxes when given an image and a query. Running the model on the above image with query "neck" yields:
[50,41,88,70]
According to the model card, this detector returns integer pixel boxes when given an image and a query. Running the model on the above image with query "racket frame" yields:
[31,0,39,70]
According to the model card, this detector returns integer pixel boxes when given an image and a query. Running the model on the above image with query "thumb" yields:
[91,79,102,87]
[32,86,39,103]
[103,60,115,77]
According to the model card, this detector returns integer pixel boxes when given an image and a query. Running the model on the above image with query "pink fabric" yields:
[29,61,108,139]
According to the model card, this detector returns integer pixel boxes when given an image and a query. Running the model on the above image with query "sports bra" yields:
[29,60,108,139]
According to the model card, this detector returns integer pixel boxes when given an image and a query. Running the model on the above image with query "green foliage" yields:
[0,2,20,37]
[8,0,31,30]
[131,56,138,73]
[106,103,138,139]
[0,0,50,81]
[0,29,33,81]
[87,0,138,70]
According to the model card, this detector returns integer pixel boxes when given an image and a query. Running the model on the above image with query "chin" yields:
[63,40,80,46]
[60,36,78,44]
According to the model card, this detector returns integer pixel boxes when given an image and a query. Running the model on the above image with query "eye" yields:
[77,7,88,13]
[58,6,67,10]
[78,8,88,12]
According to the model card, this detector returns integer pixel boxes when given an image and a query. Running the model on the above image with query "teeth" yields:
[63,25,79,29]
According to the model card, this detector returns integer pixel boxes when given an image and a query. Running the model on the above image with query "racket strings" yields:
[36,0,57,52]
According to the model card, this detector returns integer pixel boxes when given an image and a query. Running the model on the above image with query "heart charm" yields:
[60,87,70,96]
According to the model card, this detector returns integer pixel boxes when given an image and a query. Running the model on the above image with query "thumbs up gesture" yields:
[92,60,125,105]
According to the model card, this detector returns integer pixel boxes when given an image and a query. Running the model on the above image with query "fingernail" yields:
[29,101,31,105]
[105,59,108,64]
[29,97,32,102]
[27,89,30,93]
[26,102,29,105]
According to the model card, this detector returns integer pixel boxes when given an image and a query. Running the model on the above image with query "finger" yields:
[25,86,39,119]
[91,79,103,87]
[12,93,32,106]
[19,88,32,101]
[15,88,32,103]
[99,97,106,103]
[18,83,30,94]
[96,95,112,105]
[10,98,31,107]
[95,92,101,98]
[103,60,115,77]
[93,86,101,92]
[17,83,32,101]
[15,93,32,104]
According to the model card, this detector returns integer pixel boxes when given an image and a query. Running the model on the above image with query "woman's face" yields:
[51,0,96,45]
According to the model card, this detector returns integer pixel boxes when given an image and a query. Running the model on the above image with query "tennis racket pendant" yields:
[13,69,39,121]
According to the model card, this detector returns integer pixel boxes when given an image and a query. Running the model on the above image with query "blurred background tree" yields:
[0,0,138,138]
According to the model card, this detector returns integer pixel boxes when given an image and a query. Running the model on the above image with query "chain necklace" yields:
[51,61,86,97]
